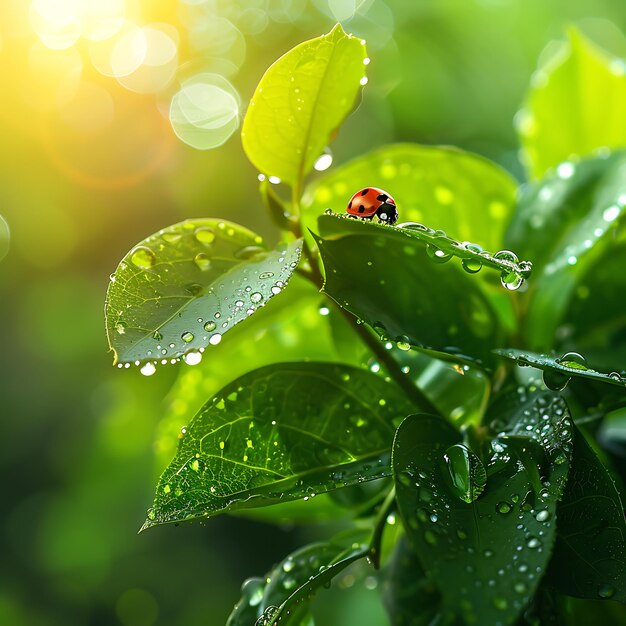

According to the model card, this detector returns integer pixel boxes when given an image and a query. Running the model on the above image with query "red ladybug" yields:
[346,187,398,225]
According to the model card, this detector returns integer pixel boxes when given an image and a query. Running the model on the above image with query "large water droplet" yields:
[543,370,570,391]
[204,320,216,332]
[182,331,194,343]
[131,246,156,269]
[444,443,486,503]
[556,351,588,370]
[209,333,222,345]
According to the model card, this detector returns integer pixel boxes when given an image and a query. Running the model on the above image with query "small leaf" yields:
[105,219,301,366]
[518,27,626,178]
[302,143,517,253]
[228,537,369,626]
[381,536,440,626]
[392,388,573,625]
[548,426,626,602]
[495,349,626,390]
[242,24,367,187]
[143,362,413,529]
[315,214,502,369]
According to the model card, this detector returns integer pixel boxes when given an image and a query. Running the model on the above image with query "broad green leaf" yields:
[518,28,626,179]
[392,388,573,625]
[143,362,413,529]
[228,538,369,626]
[495,349,626,390]
[315,214,502,369]
[507,152,626,350]
[154,276,344,471]
[302,143,518,253]
[241,24,367,187]
[548,426,626,602]
[381,536,440,626]
[105,218,301,367]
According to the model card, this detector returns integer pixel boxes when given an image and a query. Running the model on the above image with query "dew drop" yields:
[598,584,616,599]
[426,245,452,264]
[130,246,156,269]
[496,501,511,514]
[396,336,411,351]
[115,321,126,335]
[182,331,194,343]
[209,333,222,345]
[140,362,156,376]
[314,150,333,171]
[184,351,202,366]
[462,257,482,274]
[195,227,216,244]
[204,320,216,331]
[250,292,263,304]
[194,253,211,271]
[527,537,541,549]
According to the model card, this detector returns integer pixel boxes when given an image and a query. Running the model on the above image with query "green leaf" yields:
[507,151,626,351]
[143,362,414,529]
[381,536,440,626]
[228,537,369,626]
[548,426,626,602]
[104,218,301,367]
[495,349,626,390]
[518,27,626,179]
[392,388,573,625]
[315,214,502,369]
[302,143,518,254]
[560,242,626,370]
[241,23,367,188]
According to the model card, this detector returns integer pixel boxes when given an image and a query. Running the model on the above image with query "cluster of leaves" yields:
[105,24,626,626]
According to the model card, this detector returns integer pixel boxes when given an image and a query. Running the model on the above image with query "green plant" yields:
[105,23,626,626]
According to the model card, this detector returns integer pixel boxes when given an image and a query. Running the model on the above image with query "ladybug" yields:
[346,187,398,225]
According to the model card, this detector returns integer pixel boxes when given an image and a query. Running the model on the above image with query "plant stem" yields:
[342,308,441,415]
[369,486,397,569]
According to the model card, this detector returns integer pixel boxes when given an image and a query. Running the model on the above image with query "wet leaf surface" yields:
[144,362,413,529]
[392,387,573,625]
[316,214,502,369]
[495,349,626,390]
[105,219,301,367]
[228,536,369,626]
[303,143,517,253]
[242,24,367,187]
[548,426,626,602]
[518,28,626,179]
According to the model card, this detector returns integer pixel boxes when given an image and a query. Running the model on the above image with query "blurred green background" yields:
[2,1,626,624]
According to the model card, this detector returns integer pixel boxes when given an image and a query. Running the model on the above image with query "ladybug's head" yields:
[376,202,398,225]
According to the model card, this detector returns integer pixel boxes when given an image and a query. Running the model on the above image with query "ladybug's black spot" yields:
[360,189,369,196]
[348,201,352,209]
[377,194,388,202]
[358,205,365,213]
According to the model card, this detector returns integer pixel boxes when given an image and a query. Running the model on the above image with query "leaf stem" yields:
[369,486,396,569]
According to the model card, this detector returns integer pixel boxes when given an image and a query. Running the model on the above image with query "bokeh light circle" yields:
[169,74,240,150]
[116,24,179,94]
